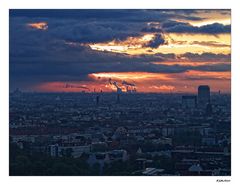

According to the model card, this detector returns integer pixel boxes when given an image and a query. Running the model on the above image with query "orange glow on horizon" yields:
[89,72,171,81]
[34,70,230,93]
[183,70,230,80]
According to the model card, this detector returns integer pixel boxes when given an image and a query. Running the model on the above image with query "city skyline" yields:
[9,9,231,176]
[10,10,231,93]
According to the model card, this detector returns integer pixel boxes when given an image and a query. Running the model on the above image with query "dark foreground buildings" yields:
[9,87,231,176]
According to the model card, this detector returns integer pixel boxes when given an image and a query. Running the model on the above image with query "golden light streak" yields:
[89,72,172,81]
[189,19,230,27]
[88,33,230,55]
[87,10,231,56]
[89,34,155,53]
[149,85,175,91]
[152,61,230,67]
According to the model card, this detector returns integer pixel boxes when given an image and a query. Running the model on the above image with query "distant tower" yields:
[112,82,122,93]
[198,85,210,108]
[96,95,100,105]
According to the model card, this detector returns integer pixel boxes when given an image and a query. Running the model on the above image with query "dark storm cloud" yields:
[9,9,231,90]
[10,9,204,23]
[147,10,205,21]
[10,45,230,84]
[51,21,141,43]
[9,9,137,19]
[142,20,231,35]
[181,52,231,62]
[10,16,145,48]
[196,64,230,72]
[10,10,229,47]
[144,34,167,48]
[10,36,170,87]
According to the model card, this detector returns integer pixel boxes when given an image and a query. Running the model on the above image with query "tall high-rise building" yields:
[96,95,100,105]
[198,85,210,108]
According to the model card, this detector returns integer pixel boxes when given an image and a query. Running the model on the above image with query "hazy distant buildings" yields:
[12,88,22,97]
[116,94,120,103]
[198,85,210,108]
[182,95,197,108]
[9,91,231,176]
[205,103,213,116]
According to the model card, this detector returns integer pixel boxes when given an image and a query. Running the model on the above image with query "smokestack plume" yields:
[109,78,122,93]
[122,80,135,87]
[121,80,137,93]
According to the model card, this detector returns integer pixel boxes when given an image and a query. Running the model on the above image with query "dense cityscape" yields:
[9,9,231,176]
[9,86,231,176]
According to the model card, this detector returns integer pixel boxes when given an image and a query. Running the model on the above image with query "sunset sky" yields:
[9,9,231,93]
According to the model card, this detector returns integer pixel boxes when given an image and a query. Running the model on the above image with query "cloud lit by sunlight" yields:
[27,22,48,30]
[88,33,230,55]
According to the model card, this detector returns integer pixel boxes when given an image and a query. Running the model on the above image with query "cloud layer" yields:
[9,9,231,92]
